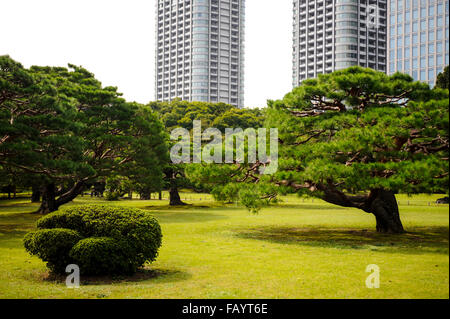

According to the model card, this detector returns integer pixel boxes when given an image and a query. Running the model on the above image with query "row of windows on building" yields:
[157,72,242,83]
[158,29,242,42]
[157,0,242,12]
[159,7,242,21]
[390,0,447,12]
[158,12,244,28]
[293,60,386,81]
[390,14,447,33]
[159,35,242,47]
[158,51,241,63]
[390,37,449,55]
[157,93,241,104]
[157,60,242,73]
[389,52,449,70]
[158,17,241,32]
[159,39,242,54]
[157,71,243,86]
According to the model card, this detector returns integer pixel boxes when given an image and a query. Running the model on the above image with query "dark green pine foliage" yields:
[0,56,169,213]
[435,65,449,90]
[148,99,264,205]
[149,99,264,132]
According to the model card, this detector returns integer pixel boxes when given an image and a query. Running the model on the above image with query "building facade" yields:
[292,0,388,87]
[387,0,449,87]
[155,0,245,107]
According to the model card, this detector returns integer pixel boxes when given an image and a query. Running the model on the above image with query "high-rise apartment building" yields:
[292,0,388,87]
[387,0,449,87]
[155,0,245,107]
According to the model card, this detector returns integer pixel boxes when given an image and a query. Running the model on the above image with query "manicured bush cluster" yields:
[23,205,162,275]
[24,228,82,273]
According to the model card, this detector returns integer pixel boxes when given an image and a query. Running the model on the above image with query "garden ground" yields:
[0,193,448,299]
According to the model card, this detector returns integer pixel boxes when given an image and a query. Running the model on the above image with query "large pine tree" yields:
[188,67,449,234]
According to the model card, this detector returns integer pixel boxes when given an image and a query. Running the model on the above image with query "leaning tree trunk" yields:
[316,184,405,234]
[368,189,405,234]
[35,182,85,214]
[169,186,186,206]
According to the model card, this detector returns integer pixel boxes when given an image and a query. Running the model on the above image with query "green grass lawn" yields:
[0,193,448,299]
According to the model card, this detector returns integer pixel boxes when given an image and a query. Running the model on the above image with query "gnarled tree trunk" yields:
[316,184,405,234]
[169,186,186,206]
[36,184,58,214]
[368,189,404,233]
[35,182,85,214]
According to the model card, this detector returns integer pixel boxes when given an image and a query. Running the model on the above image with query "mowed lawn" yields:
[0,193,448,299]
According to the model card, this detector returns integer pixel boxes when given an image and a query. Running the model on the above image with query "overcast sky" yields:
[0,0,292,108]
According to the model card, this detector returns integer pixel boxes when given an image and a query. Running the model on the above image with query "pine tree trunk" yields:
[31,186,41,203]
[36,184,59,214]
[169,186,186,206]
[369,189,404,234]
[159,191,162,200]
[317,184,405,234]
[140,191,151,200]
[35,182,85,214]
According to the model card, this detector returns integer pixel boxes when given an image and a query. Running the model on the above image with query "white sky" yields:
[0,0,292,109]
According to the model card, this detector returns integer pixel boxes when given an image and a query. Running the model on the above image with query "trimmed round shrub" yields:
[23,228,82,273]
[69,237,133,275]
[24,205,162,275]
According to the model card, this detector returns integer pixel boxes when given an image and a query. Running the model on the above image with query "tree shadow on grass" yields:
[275,204,347,211]
[0,213,39,244]
[142,202,221,211]
[235,226,449,254]
[43,267,191,286]
[0,228,31,243]
[0,200,30,207]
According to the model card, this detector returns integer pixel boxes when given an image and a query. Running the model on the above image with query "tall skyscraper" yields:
[155,0,245,108]
[387,0,449,87]
[292,0,388,87]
